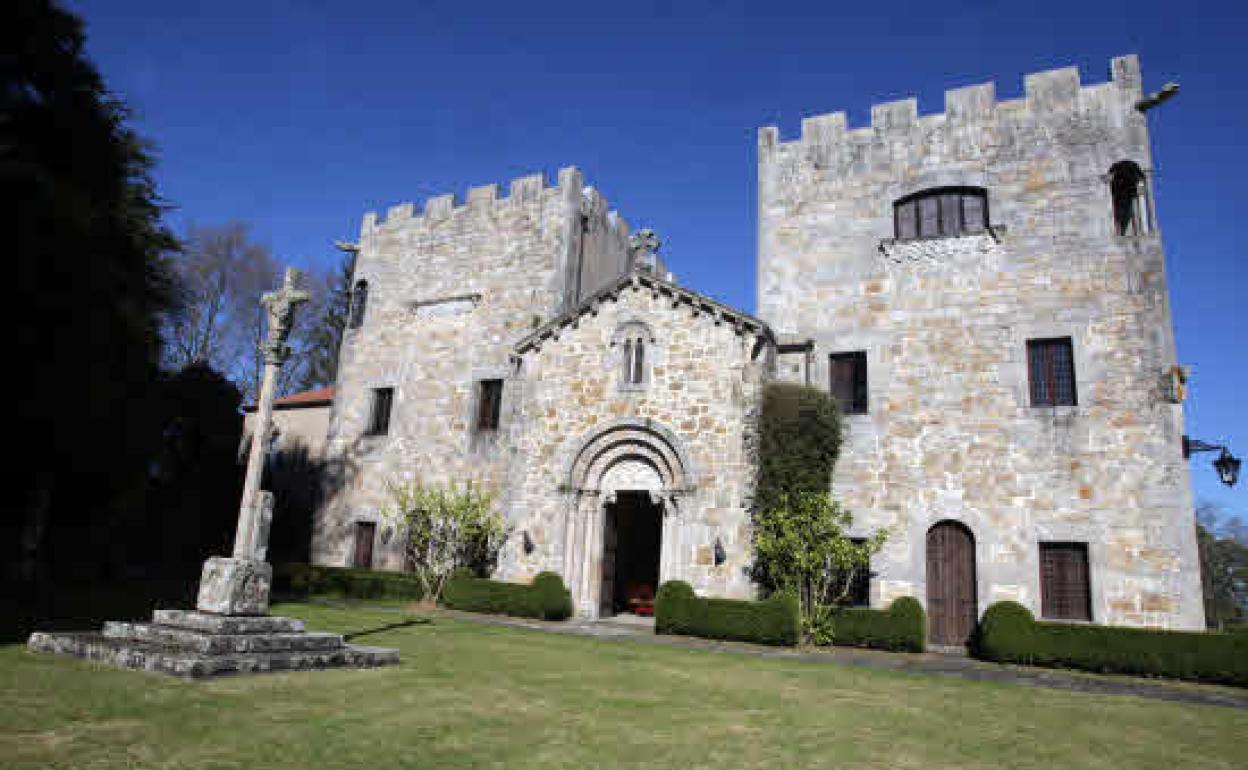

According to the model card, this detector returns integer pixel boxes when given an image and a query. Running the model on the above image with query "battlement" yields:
[760,55,1144,152]
[363,166,591,233]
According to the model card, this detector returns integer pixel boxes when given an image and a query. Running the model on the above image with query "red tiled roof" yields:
[244,386,335,412]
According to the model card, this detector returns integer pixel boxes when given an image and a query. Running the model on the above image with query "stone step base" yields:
[28,632,399,679]
[151,609,304,635]
[102,621,344,654]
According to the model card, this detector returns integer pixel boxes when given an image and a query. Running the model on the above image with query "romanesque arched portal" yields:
[560,419,696,618]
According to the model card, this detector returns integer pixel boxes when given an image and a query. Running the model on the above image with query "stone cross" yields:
[629,229,661,271]
[233,268,309,560]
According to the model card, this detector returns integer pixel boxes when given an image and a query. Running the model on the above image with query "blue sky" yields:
[72,0,1245,517]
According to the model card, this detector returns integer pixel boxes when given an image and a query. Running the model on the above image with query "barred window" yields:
[1027,337,1077,407]
[1040,542,1091,621]
[476,379,503,432]
[829,351,868,415]
[835,538,872,607]
[366,387,393,436]
[894,187,988,240]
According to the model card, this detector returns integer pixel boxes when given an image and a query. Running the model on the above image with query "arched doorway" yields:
[561,420,695,618]
[926,520,977,646]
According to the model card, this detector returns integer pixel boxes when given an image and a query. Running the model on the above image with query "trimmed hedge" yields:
[655,581,800,646]
[827,596,926,652]
[274,563,426,601]
[441,571,573,621]
[975,601,1248,687]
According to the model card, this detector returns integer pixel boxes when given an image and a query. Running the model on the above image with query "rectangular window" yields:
[353,521,376,569]
[1027,337,1076,407]
[366,387,393,436]
[895,200,917,240]
[476,379,503,432]
[918,196,940,239]
[829,351,868,415]
[835,538,871,607]
[1040,542,1091,621]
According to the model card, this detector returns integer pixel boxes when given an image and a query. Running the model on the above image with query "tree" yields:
[1197,502,1248,629]
[292,249,354,391]
[752,490,886,644]
[163,222,278,402]
[4,0,178,583]
[381,479,509,603]
[749,383,885,644]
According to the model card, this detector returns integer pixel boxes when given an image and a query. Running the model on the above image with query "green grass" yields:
[2,602,1246,770]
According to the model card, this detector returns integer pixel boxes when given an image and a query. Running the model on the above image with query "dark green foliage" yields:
[753,383,842,517]
[5,0,178,584]
[655,581,697,635]
[828,597,926,652]
[655,581,801,646]
[975,601,1248,687]
[532,571,574,621]
[274,563,427,602]
[441,573,573,621]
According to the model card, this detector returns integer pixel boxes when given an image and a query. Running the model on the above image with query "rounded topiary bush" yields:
[888,596,927,652]
[655,581,696,635]
[532,571,573,621]
[976,601,1036,662]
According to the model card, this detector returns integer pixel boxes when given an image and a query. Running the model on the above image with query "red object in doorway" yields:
[625,582,655,616]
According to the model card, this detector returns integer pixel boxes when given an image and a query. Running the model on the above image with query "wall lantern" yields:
[713,537,726,566]
[1183,436,1241,488]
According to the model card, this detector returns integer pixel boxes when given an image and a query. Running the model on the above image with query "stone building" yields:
[313,55,1204,636]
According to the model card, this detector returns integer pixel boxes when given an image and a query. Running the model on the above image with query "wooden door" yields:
[353,522,376,569]
[926,521,976,646]
[599,505,618,617]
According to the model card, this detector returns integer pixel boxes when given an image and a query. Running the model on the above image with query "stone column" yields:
[197,268,310,616]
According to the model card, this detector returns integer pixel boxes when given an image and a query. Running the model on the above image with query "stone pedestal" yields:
[27,609,399,679]
[196,557,272,616]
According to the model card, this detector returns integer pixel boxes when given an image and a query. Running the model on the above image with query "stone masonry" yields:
[317,54,1204,631]
[758,55,1202,629]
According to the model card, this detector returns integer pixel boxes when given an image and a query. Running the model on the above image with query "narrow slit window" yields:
[1027,338,1077,407]
[366,387,393,436]
[631,339,645,384]
[829,351,868,415]
[1110,161,1151,236]
[476,379,503,432]
[348,280,369,329]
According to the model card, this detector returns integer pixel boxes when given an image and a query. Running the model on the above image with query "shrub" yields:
[655,581,800,646]
[975,600,1248,687]
[441,572,573,621]
[274,563,426,602]
[828,596,926,652]
[532,571,574,621]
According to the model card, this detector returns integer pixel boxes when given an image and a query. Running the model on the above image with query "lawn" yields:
[2,603,1245,770]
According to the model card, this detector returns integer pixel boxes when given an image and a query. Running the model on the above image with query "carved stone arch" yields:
[563,418,697,495]
[610,318,657,346]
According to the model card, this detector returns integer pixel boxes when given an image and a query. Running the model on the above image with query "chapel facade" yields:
[312,55,1205,637]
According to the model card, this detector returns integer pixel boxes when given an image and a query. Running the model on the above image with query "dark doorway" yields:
[600,491,662,617]
[926,520,976,647]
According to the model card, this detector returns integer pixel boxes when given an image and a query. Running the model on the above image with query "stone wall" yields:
[757,55,1204,629]
[314,168,635,569]
[497,276,771,615]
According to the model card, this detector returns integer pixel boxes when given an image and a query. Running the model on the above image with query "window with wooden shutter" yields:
[1040,542,1091,621]
[1027,337,1077,407]
[476,379,503,432]
[366,387,393,436]
[353,521,376,569]
[829,351,868,415]
[894,187,989,240]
